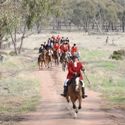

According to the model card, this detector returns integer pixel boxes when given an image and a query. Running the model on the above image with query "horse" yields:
[45,48,53,68]
[66,75,82,114]
[38,50,46,70]
[52,50,59,65]
[60,52,71,71]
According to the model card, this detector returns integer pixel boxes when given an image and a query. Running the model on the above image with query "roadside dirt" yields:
[19,65,121,125]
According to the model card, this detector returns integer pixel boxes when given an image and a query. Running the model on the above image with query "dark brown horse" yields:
[66,76,82,114]
[60,52,71,71]
[45,49,53,68]
[38,50,46,70]
[52,50,59,65]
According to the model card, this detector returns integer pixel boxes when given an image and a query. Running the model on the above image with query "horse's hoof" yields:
[78,106,81,109]
[73,105,76,109]
[74,112,77,119]
[75,110,78,113]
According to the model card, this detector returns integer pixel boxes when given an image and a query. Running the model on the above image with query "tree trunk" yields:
[0,35,3,49]
[0,41,2,49]
[10,29,18,55]
[36,21,42,34]
[93,17,103,33]
[18,24,26,54]
[122,21,125,32]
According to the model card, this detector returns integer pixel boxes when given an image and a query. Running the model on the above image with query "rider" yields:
[60,37,65,44]
[43,42,48,50]
[71,43,81,59]
[66,41,70,52]
[53,41,60,52]
[56,34,61,43]
[71,44,78,56]
[39,44,45,53]
[47,38,52,49]
[61,56,87,98]
[60,42,69,54]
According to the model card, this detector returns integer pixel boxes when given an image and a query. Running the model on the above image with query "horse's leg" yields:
[62,63,65,71]
[48,62,50,68]
[50,59,52,67]
[57,58,59,65]
[64,62,66,71]
[38,62,40,70]
[78,97,82,109]
[71,98,76,109]
[66,92,70,103]
[56,59,58,65]
[46,61,49,68]
[44,60,47,68]
[40,61,43,70]
[41,61,43,69]
[73,103,76,109]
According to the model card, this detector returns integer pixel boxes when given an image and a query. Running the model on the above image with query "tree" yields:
[2,0,55,54]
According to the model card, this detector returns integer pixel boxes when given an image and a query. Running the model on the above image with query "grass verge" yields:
[81,48,125,109]
[0,54,40,123]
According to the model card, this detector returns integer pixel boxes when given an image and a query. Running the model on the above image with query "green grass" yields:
[85,73,125,108]
[95,61,117,70]
[80,49,110,61]
[81,49,125,109]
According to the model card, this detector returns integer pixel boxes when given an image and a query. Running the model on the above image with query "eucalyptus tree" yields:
[0,0,11,49]
[1,0,56,54]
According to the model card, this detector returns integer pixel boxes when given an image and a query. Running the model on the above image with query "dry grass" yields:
[0,54,40,124]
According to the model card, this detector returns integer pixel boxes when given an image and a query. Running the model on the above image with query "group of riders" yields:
[38,35,87,99]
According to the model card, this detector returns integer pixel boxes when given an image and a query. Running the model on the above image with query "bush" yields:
[110,49,125,60]
[9,51,17,56]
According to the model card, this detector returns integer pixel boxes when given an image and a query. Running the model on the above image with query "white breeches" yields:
[64,78,85,87]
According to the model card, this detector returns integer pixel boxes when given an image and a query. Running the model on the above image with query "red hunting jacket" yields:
[67,61,83,80]
[53,43,60,51]
[60,44,69,53]
[71,46,78,55]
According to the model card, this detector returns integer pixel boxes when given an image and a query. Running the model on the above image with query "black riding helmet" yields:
[73,43,76,46]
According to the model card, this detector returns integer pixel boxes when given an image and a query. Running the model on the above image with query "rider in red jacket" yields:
[53,42,60,51]
[60,43,69,53]
[61,56,87,98]
[71,44,78,56]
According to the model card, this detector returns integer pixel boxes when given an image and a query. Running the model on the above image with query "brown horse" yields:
[52,50,59,65]
[38,50,46,70]
[60,52,71,71]
[45,49,53,68]
[66,75,82,114]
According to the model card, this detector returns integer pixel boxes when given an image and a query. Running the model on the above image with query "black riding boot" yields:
[61,86,68,97]
[82,87,88,98]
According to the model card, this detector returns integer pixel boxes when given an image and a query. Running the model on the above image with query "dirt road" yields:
[20,64,116,125]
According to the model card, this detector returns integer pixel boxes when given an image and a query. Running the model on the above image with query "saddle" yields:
[67,73,82,86]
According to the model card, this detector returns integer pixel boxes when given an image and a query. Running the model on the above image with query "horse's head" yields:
[47,49,53,56]
[60,52,68,63]
[72,74,81,92]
